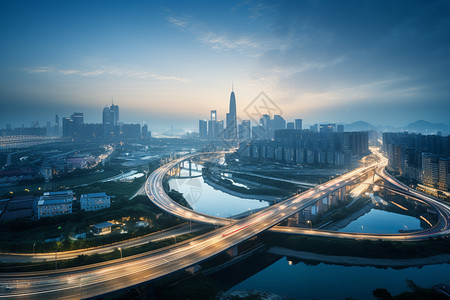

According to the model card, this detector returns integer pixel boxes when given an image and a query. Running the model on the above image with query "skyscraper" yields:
[226,89,237,141]
[295,119,303,131]
[110,101,119,126]
[54,114,60,137]
[209,110,217,139]
[102,102,119,139]
[103,106,112,139]
[199,119,208,139]
[273,115,286,131]
[62,117,73,138]
[239,120,251,141]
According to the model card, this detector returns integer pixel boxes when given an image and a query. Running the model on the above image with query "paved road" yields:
[1,150,449,299]
[211,169,318,188]
[0,223,208,263]
[145,149,450,241]
[0,152,386,299]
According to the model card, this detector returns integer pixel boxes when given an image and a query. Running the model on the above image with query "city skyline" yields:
[1,0,450,130]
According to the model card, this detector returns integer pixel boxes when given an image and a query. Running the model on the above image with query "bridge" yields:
[1,150,449,299]
[146,150,450,240]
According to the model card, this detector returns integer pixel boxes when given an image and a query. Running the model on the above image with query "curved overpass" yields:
[1,151,449,299]
[0,152,385,299]
[146,151,450,241]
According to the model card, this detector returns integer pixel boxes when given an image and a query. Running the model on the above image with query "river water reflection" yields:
[230,256,449,299]
[339,208,423,234]
[168,162,270,217]
[168,159,449,299]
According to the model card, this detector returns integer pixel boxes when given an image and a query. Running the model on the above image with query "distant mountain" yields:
[403,120,450,134]
[343,120,450,134]
[345,121,375,132]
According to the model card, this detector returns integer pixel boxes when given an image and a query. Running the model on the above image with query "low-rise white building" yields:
[37,191,74,219]
[80,192,111,211]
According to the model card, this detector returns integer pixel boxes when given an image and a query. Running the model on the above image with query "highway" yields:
[1,150,449,299]
[0,152,384,299]
[0,222,208,263]
[146,149,450,241]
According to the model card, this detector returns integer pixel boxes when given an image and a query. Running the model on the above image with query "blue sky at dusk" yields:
[1,0,449,131]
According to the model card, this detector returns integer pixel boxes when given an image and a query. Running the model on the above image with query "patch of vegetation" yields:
[0,229,213,272]
[0,193,184,253]
[372,280,448,300]
[162,178,193,209]
[202,167,298,197]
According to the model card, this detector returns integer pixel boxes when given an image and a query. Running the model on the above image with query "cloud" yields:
[167,16,187,28]
[26,66,55,73]
[26,63,188,82]
[198,32,260,51]
[166,13,261,53]
[59,69,79,75]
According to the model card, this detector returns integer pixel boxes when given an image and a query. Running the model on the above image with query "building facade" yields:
[37,191,74,219]
[80,192,111,211]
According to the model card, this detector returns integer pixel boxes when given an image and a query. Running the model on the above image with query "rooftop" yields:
[81,192,108,198]
[38,198,72,206]
[93,221,114,229]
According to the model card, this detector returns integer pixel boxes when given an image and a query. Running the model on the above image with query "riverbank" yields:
[269,246,450,268]
[203,177,279,202]
[323,199,374,230]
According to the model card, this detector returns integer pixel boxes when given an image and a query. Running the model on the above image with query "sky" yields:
[0,0,449,132]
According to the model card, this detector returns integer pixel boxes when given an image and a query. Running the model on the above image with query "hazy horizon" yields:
[1,0,449,131]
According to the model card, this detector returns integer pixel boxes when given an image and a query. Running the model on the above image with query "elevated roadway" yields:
[146,150,450,241]
[0,152,384,299]
[1,150,449,299]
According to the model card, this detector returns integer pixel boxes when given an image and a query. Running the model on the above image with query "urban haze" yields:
[0,1,449,300]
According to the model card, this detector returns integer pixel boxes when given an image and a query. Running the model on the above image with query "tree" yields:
[373,288,393,300]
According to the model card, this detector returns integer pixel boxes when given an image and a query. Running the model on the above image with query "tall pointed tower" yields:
[226,85,237,142]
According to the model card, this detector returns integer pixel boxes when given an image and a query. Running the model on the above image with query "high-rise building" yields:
[209,110,217,139]
[422,153,439,188]
[102,106,112,138]
[62,117,73,138]
[71,113,84,126]
[142,123,148,139]
[295,119,303,131]
[226,89,237,141]
[260,114,271,139]
[102,102,119,139]
[54,114,60,137]
[438,158,450,191]
[287,122,295,130]
[239,120,251,141]
[121,124,141,139]
[320,123,336,134]
[310,124,318,132]
[70,112,84,139]
[337,124,344,132]
[199,120,208,139]
[110,102,119,126]
[217,120,224,139]
[273,115,286,131]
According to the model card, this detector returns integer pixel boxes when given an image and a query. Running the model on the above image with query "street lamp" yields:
[55,241,61,270]
[172,235,177,244]
[306,220,312,229]
[33,242,36,254]
[118,247,122,259]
